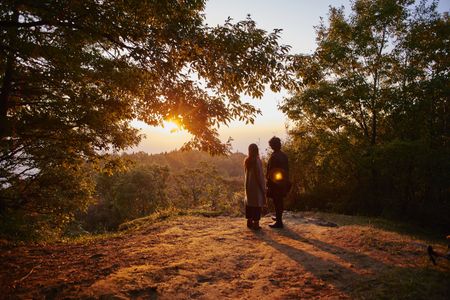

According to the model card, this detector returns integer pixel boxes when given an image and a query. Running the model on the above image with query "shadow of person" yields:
[277,227,387,271]
[251,226,388,294]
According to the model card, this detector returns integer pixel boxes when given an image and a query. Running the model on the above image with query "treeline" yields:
[122,150,245,178]
[283,139,449,229]
[1,150,246,239]
[281,0,449,230]
[76,151,246,233]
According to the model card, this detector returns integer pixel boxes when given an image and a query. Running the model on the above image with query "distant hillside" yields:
[123,150,246,178]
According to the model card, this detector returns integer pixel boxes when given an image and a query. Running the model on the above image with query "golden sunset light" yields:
[1,0,448,299]
[162,120,183,133]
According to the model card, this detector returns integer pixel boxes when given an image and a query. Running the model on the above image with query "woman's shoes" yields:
[247,219,283,229]
[247,219,253,228]
[247,220,261,230]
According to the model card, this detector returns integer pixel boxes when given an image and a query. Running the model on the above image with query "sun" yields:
[162,120,182,133]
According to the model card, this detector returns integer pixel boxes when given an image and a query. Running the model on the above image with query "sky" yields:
[130,0,449,155]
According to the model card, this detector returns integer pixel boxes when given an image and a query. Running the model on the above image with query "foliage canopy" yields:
[0,0,290,234]
[282,0,449,227]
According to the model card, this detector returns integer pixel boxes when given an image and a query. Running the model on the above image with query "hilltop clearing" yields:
[1,212,449,299]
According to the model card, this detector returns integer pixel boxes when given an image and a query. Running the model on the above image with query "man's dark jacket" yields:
[266,150,290,197]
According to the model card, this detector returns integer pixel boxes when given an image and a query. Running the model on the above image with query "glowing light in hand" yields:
[274,172,283,181]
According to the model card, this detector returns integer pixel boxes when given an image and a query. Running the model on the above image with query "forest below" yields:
[1,150,248,239]
[1,146,448,241]
[82,151,247,234]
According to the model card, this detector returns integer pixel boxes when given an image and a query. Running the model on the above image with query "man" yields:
[266,136,290,228]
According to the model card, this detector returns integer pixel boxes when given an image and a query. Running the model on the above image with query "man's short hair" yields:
[269,136,281,150]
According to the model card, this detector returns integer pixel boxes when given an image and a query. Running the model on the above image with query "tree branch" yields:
[0,20,47,28]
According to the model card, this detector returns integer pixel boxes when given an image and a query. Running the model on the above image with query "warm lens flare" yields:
[274,172,283,181]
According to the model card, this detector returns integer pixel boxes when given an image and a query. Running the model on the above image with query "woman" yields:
[244,143,266,229]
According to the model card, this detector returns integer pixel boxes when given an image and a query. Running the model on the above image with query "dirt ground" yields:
[1,212,449,299]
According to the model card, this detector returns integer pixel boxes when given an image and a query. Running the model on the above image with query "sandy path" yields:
[1,213,449,299]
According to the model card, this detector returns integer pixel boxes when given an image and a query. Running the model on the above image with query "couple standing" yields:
[244,136,290,230]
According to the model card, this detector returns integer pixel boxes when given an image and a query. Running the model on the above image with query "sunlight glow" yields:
[162,120,182,133]
[129,118,194,154]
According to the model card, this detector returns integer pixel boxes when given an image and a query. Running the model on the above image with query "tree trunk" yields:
[371,109,377,145]
[0,9,18,139]
[0,56,14,138]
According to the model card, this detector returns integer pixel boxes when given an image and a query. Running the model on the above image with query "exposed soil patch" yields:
[1,213,449,299]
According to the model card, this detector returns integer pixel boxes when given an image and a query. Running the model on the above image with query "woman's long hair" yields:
[245,143,259,171]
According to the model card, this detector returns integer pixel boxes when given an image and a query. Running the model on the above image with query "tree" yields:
[284,0,414,146]
[282,0,449,225]
[0,0,290,234]
[389,1,449,144]
[85,164,169,231]
[170,161,238,211]
[283,0,448,147]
